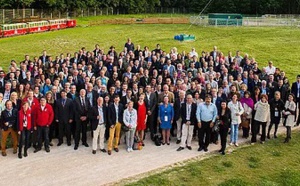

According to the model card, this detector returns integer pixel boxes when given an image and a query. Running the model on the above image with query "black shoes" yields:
[83,143,89,147]
[186,146,192,150]
[267,134,270,139]
[57,142,63,146]
[204,148,208,152]
[177,147,184,151]
[198,147,203,151]
[74,145,78,150]
[100,149,107,153]
[67,142,71,146]
[45,148,50,153]
[34,148,41,153]
[24,151,28,157]
[18,153,22,159]
[114,148,119,152]
[176,140,181,144]
[92,150,96,154]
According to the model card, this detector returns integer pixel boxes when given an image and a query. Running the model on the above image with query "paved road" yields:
[0,125,298,186]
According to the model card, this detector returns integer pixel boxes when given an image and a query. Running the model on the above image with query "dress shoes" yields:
[100,149,107,153]
[186,146,192,150]
[92,150,96,154]
[83,143,89,147]
[108,150,112,155]
[57,142,63,146]
[177,147,184,151]
[74,145,78,150]
[198,147,203,151]
[114,148,119,152]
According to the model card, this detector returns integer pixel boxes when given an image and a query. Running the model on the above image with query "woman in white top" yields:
[228,93,244,147]
[282,94,296,143]
[123,101,137,152]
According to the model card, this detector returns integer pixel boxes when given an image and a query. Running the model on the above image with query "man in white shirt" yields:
[265,61,276,75]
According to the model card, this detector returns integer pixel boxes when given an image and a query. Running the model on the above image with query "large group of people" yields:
[0,39,299,159]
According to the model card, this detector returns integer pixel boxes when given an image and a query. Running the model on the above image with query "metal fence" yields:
[190,16,300,27]
[0,8,191,24]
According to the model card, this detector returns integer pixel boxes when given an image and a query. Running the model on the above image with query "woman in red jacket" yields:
[18,101,32,159]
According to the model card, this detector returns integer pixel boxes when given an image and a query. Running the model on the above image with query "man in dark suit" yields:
[145,85,157,140]
[86,83,98,107]
[291,75,300,125]
[72,70,84,92]
[177,94,197,151]
[39,50,49,64]
[107,95,124,155]
[174,90,186,144]
[267,74,278,100]
[73,89,91,150]
[121,89,136,109]
[89,97,107,154]
[55,90,73,146]
[275,79,289,103]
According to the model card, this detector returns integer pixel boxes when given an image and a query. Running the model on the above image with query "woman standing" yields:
[123,101,137,152]
[18,102,33,159]
[228,93,244,147]
[136,94,147,146]
[10,92,21,111]
[158,96,174,145]
[268,91,285,139]
[218,101,231,155]
[252,94,270,144]
[240,91,254,139]
[282,94,296,143]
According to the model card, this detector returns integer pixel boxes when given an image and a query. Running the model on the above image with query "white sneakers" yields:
[229,142,239,147]
[127,148,134,152]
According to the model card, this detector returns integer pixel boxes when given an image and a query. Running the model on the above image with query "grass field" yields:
[0,21,300,79]
[126,131,300,186]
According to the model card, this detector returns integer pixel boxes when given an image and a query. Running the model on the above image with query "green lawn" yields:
[0,23,300,79]
[126,131,300,186]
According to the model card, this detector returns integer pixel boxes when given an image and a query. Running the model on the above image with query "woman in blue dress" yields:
[158,96,174,145]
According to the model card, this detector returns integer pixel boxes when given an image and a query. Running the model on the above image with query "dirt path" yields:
[0,125,298,186]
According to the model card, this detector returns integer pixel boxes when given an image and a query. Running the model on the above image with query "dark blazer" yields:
[269,98,285,122]
[107,103,124,127]
[291,82,300,100]
[144,92,157,115]
[121,95,137,108]
[212,96,223,111]
[181,103,197,125]
[174,98,185,121]
[88,105,107,131]
[275,85,289,102]
[67,92,78,100]
[55,98,73,123]
[139,76,150,88]
[218,108,231,128]
[73,97,91,122]
[0,108,18,131]
[86,90,99,107]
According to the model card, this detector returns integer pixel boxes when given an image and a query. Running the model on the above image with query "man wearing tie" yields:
[89,97,107,154]
[107,95,124,155]
[174,90,186,144]
[177,94,197,151]
[73,89,91,150]
[55,90,73,146]
[291,75,300,126]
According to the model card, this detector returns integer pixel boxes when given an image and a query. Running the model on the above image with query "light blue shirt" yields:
[196,102,218,123]
[98,106,104,124]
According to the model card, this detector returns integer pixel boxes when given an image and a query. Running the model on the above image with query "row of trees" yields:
[0,0,299,14]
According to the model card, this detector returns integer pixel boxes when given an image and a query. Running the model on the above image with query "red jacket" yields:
[34,104,54,127]
[18,108,33,131]
[22,97,39,111]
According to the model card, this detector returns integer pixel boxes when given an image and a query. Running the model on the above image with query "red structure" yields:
[0,19,76,38]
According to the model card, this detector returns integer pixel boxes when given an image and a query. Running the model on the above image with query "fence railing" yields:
[0,8,191,24]
[190,16,300,27]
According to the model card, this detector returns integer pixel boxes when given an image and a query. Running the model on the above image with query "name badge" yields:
[164,116,168,122]
[275,111,279,117]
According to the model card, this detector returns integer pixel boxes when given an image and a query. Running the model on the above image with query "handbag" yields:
[213,120,221,132]
[240,117,250,128]
[121,124,130,132]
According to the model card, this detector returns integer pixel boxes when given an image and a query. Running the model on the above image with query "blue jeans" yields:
[230,124,239,143]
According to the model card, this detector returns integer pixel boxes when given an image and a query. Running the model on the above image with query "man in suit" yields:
[73,89,91,150]
[67,85,78,100]
[1,82,13,103]
[121,89,136,109]
[210,46,219,62]
[107,95,124,155]
[163,59,176,78]
[39,50,49,64]
[145,85,157,140]
[267,74,278,100]
[89,97,107,154]
[275,79,289,103]
[291,75,300,125]
[86,83,98,107]
[21,71,34,88]
[174,90,186,144]
[55,90,73,146]
[177,94,197,151]
[158,84,175,105]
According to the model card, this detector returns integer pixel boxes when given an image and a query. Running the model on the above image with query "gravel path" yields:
[0,125,298,186]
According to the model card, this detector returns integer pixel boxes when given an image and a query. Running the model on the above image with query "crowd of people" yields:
[0,39,299,159]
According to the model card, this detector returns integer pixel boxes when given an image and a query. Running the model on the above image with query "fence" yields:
[0,8,191,24]
[190,16,300,27]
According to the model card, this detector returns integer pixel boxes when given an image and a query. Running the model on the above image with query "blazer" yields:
[73,96,91,122]
[0,108,18,131]
[158,92,175,105]
[88,105,107,131]
[218,108,231,128]
[291,82,300,99]
[107,103,124,127]
[144,92,157,115]
[86,90,99,107]
[174,98,185,121]
[55,98,73,123]
[181,103,197,125]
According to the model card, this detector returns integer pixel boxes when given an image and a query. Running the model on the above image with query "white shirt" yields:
[41,105,45,111]
[265,66,276,75]
[186,103,192,120]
